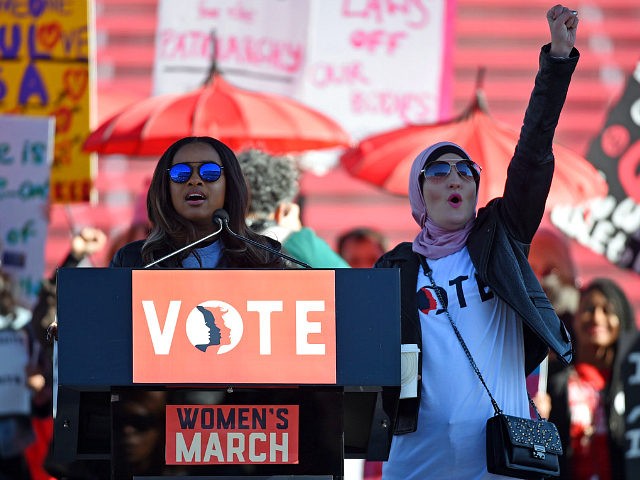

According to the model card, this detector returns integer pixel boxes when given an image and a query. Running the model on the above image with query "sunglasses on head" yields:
[167,162,224,183]
[421,160,481,182]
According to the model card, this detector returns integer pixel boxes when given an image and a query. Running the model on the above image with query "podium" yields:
[51,268,401,479]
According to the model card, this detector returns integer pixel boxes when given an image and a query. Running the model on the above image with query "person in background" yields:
[28,227,107,480]
[528,227,580,418]
[239,149,364,479]
[0,269,41,480]
[31,227,107,362]
[374,6,578,478]
[545,278,638,480]
[238,148,348,268]
[529,227,580,332]
[335,227,389,479]
[105,178,152,264]
[110,137,288,269]
[111,390,184,477]
[337,227,388,268]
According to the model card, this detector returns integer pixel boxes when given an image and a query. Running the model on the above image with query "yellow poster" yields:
[0,1,94,203]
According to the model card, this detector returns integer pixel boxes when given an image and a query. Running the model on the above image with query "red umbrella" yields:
[83,73,352,156]
[340,90,608,209]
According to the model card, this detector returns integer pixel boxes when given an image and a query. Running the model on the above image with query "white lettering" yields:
[246,300,283,355]
[249,432,267,462]
[174,432,291,463]
[626,428,640,459]
[550,204,593,245]
[228,432,245,461]
[270,432,288,462]
[142,300,181,354]
[606,230,628,263]
[204,432,224,462]
[552,197,640,265]
[612,197,640,233]
[296,300,326,355]
[631,97,640,127]
[628,353,640,385]
[588,220,614,255]
[176,431,201,462]
[629,406,640,424]
[590,196,617,221]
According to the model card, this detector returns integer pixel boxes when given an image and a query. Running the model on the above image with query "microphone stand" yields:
[144,223,223,268]
[216,218,312,269]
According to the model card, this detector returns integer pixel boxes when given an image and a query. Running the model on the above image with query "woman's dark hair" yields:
[580,278,638,469]
[141,136,285,268]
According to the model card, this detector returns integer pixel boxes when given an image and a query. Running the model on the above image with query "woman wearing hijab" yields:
[375,5,579,479]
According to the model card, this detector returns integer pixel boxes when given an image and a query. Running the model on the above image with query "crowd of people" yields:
[2,4,639,480]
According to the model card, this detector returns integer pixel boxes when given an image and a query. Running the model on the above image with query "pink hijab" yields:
[409,141,479,259]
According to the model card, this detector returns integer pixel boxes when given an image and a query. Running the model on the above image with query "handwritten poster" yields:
[0,1,94,203]
[153,0,452,148]
[0,115,54,307]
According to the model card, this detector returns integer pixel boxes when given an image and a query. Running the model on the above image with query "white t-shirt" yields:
[383,247,530,480]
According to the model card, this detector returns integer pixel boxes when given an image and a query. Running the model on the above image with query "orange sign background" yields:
[165,404,299,465]
[132,270,336,384]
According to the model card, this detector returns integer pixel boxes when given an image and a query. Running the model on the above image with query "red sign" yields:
[131,270,336,384]
[165,404,299,465]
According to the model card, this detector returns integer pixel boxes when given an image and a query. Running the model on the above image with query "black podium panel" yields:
[57,268,400,388]
[53,268,401,478]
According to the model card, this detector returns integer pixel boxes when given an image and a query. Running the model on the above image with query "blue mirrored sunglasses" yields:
[167,162,224,183]
[421,160,481,182]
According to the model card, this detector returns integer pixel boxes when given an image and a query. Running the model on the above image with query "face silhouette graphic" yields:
[194,305,222,352]
[185,301,243,354]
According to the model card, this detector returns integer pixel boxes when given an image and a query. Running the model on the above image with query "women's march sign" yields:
[153,0,453,143]
[0,115,54,307]
[165,404,300,465]
[0,1,93,203]
[552,60,640,272]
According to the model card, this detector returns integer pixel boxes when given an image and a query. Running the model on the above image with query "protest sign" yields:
[153,0,452,143]
[0,115,54,306]
[552,60,640,270]
[0,2,93,202]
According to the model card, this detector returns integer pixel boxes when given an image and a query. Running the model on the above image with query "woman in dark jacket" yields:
[375,5,578,479]
[110,136,287,269]
[547,278,638,480]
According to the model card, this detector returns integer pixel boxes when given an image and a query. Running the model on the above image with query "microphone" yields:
[213,209,312,269]
[144,222,224,268]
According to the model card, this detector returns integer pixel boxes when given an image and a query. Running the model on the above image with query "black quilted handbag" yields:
[486,413,562,479]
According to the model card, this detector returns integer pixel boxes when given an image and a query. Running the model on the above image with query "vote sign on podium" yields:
[132,269,337,384]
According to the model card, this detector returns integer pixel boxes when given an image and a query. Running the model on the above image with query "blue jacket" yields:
[375,44,578,435]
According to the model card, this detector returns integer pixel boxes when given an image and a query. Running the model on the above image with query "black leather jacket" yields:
[375,44,578,435]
